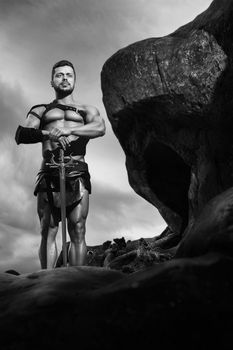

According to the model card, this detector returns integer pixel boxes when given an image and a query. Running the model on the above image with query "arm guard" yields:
[15,125,44,144]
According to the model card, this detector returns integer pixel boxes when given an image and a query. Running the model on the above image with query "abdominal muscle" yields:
[42,119,85,163]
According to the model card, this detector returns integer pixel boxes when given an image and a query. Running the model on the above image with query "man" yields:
[15,60,105,269]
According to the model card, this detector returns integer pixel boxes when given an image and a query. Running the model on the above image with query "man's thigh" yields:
[37,192,59,227]
[68,189,89,225]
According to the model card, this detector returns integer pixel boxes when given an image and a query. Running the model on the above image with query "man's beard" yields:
[54,84,74,96]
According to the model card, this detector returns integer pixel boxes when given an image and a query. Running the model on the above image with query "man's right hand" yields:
[57,136,71,150]
[48,128,63,141]
[46,128,71,150]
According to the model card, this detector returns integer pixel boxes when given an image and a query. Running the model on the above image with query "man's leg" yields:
[67,189,89,266]
[37,193,59,269]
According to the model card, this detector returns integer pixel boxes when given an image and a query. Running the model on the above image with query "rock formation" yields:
[176,186,233,259]
[101,0,233,240]
[55,236,174,272]
[1,252,233,350]
[2,186,233,349]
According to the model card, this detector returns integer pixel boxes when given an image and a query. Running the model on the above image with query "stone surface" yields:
[101,0,233,239]
[2,186,233,349]
[56,236,174,273]
[1,254,233,350]
[176,187,233,258]
[3,185,233,349]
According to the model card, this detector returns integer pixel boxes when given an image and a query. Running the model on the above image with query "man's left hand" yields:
[59,128,71,137]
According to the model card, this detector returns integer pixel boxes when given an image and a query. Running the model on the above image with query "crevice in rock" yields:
[144,139,191,230]
[112,102,192,234]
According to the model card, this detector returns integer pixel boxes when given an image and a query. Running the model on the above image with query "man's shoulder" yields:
[28,104,47,116]
[77,104,100,116]
[27,103,51,119]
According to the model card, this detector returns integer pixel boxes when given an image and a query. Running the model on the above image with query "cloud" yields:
[87,181,166,245]
[0,0,213,102]
[0,222,40,274]
[0,135,41,233]
[0,78,37,234]
[0,75,39,233]
[0,77,27,136]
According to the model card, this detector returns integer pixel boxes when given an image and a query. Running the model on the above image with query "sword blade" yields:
[59,148,68,267]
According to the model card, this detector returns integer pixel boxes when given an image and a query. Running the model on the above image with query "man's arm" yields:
[15,106,70,149]
[61,105,106,139]
[15,106,48,144]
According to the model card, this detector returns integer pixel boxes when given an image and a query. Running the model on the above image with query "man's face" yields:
[51,65,76,93]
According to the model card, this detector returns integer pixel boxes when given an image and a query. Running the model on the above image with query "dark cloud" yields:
[0,222,40,273]
[0,197,38,233]
[0,222,38,271]
[0,0,35,16]
[0,137,41,235]
[0,79,27,136]
[0,80,37,232]
[0,0,213,89]
[0,0,178,91]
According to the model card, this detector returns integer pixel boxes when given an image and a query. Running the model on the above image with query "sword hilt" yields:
[45,151,76,169]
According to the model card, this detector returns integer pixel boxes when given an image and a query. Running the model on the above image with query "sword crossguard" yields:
[45,153,76,170]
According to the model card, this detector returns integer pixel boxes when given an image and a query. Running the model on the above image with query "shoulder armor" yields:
[26,104,47,120]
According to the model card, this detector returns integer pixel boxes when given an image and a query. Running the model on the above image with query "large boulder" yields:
[2,187,233,350]
[176,187,233,258]
[101,0,233,238]
[1,255,233,350]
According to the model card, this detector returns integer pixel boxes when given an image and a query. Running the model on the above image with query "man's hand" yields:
[60,128,71,137]
[57,136,71,150]
[46,128,72,150]
[48,127,71,140]
[48,128,63,141]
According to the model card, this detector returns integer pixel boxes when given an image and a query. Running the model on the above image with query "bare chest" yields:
[42,106,85,127]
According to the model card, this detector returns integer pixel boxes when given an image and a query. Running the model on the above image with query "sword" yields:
[46,149,76,267]
[59,148,67,267]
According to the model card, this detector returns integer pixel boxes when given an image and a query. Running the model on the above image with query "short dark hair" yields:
[51,60,76,79]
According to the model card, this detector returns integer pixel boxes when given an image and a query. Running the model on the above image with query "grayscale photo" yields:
[0,1,232,349]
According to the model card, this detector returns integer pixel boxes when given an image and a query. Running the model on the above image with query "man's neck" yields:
[55,93,75,105]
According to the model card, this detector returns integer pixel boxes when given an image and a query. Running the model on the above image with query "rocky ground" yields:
[1,252,233,350]
[55,226,178,272]
[1,187,233,350]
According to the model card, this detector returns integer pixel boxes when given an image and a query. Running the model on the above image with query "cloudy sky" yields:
[0,0,212,273]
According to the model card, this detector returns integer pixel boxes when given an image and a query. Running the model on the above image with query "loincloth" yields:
[34,158,91,216]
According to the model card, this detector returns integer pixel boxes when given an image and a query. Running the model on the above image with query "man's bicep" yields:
[24,114,41,128]
[85,106,102,124]
[24,107,43,128]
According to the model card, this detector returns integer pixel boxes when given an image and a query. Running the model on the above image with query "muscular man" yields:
[15,60,105,269]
